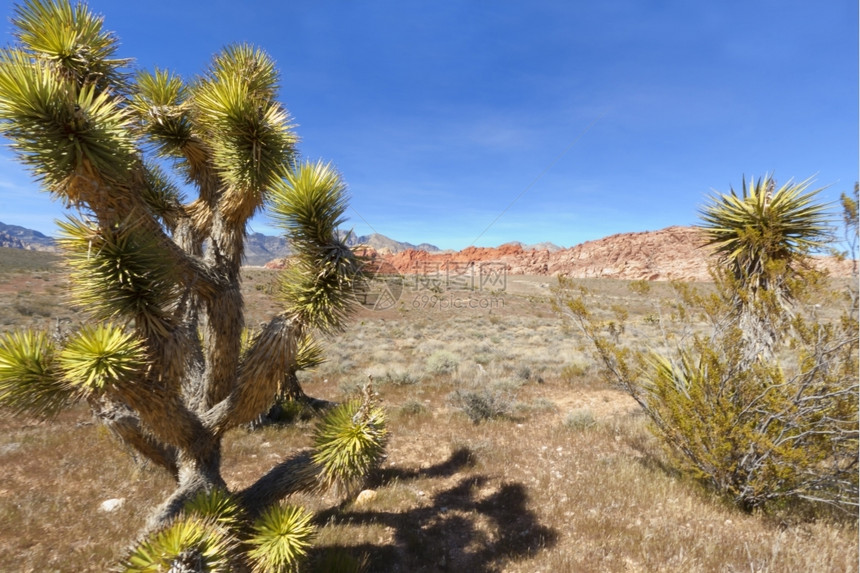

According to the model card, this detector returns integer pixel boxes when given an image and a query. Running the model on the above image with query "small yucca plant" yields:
[312,388,388,494]
[246,503,316,573]
[698,175,833,360]
[556,176,858,515]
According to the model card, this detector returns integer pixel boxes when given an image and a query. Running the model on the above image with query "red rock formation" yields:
[375,226,855,281]
[265,226,856,281]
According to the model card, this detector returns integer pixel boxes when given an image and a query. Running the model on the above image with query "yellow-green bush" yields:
[555,177,859,515]
[556,275,858,514]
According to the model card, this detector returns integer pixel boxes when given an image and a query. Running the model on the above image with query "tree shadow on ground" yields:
[309,447,558,572]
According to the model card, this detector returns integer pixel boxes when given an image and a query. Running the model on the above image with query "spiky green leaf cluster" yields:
[277,249,361,334]
[131,68,191,158]
[270,161,364,332]
[312,397,387,493]
[132,44,298,222]
[207,44,279,99]
[122,516,236,573]
[57,323,144,394]
[246,503,316,573]
[0,51,135,192]
[183,488,245,530]
[11,0,128,90]
[192,44,296,219]
[57,217,178,335]
[127,495,316,573]
[295,335,325,372]
[0,330,73,418]
[0,1,136,195]
[269,161,348,249]
[698,175,831,293]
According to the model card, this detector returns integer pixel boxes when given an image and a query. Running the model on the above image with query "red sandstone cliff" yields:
[266,226,855,281]
[379,226,854,281]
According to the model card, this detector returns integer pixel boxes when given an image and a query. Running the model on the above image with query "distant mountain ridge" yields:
[504,241,564,252]
[0,222,440,266]
[244,232,291,266]
[244,231,440,266]
[0,222,57,252]
[1,221,853,279]
[341,232,440,255]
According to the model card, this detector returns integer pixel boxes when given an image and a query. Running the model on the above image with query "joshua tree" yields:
[697,175,831,360]
[0,0,385,567]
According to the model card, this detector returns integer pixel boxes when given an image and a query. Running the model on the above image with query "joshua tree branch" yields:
[91,399,179,479]
[203,314,300,433]
[237,449,319,520]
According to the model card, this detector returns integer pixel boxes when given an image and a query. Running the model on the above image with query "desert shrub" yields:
[384,368,421,386]
[517,397,557,416]
[362,364,389,381]
[555,176,859,515]
[398,399,426,416]
[415,339,446,355]
[265,398,316,424]
[425,350,459,375]
[322,358,356,376]
[12,301,36,317]
[473,351,495,365]
[642,323,857,512]
[564,409,596,430]
[559,363,588,383]
[13,298,53,318]
[449,387,515,423]
[491,376,526,393]
[311,549,370,573]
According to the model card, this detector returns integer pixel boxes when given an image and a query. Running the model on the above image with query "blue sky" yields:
[0,1,856,250]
